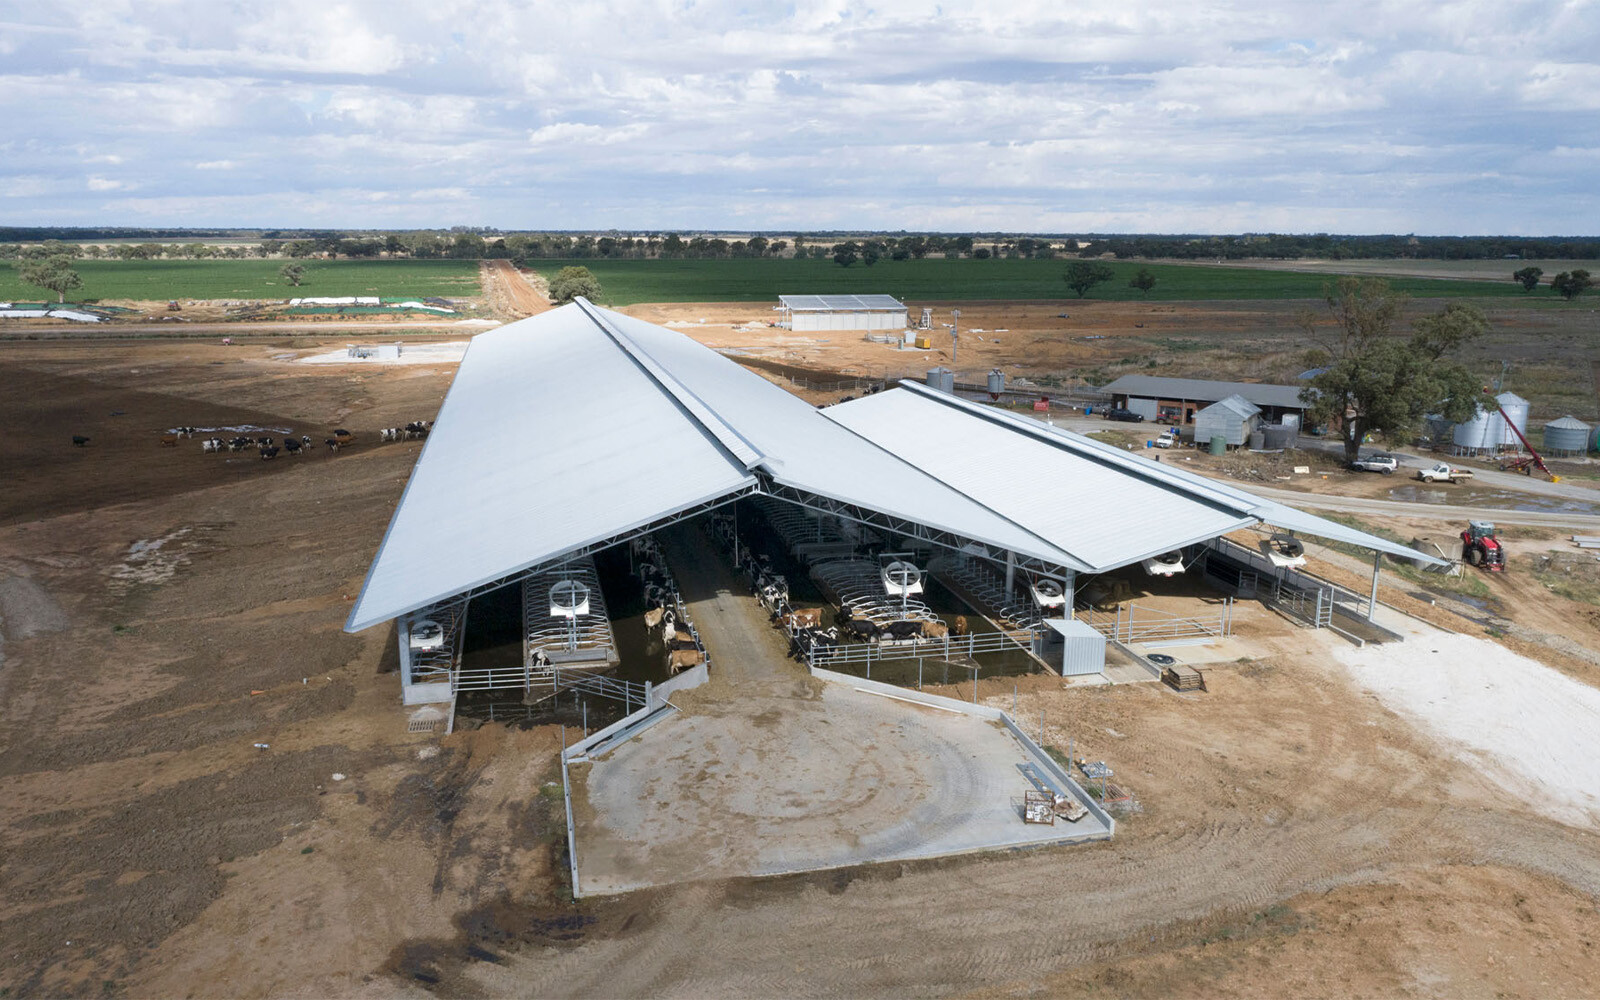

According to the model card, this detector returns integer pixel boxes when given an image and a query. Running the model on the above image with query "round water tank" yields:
[1248,430,1265,450]
[926,367,955,393]
[1543,415,1591,455]
[986,369,1005,395]
[1263,424,1294,449]
[1494,392,1530,448]
[1209,435,1226,455]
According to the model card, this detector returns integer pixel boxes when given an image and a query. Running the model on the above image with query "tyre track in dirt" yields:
[482,259,550,319]
[472,655,1594,998]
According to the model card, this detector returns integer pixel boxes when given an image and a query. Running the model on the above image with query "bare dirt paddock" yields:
[3,337,1600,998]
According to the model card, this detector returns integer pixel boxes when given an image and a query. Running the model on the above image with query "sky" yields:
[1,0,1597,234]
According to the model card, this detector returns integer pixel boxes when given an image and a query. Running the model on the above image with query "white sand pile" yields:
[1333,632,1600,828]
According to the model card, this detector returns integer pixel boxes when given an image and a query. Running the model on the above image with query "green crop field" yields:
[0,259,480,301]
[531,257,1546,306]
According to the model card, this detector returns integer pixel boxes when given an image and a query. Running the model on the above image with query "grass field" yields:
[531,257,1552,305]
[0,259,480,301]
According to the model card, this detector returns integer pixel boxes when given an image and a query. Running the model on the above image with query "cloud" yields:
[0,0,1593,232]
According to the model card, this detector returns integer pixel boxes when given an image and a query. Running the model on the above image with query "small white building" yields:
[778,294,907,332]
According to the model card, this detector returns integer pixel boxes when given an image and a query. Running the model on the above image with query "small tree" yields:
[1551,269,1593,301]
[832,248,858,267]
[17,255,83,303]
[280,263,306,287]
[1512,266,1543,292]
[548,265,602,304]
[1129,267,1157,296]
[1063,261,1115,298]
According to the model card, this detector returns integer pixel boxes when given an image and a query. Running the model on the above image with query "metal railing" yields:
[1073,599,1233,644]
[807,628,1042,671]
[452,664,649,713]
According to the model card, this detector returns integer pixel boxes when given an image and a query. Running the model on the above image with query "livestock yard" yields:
[4,275,1600,1000]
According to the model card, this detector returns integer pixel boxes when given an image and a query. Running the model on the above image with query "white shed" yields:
[778,294,908,332]
[1194,394,1263,448]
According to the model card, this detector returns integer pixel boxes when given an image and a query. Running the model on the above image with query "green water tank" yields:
[1209,435,1226,455]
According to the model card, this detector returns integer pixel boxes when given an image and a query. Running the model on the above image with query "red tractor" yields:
[1460,520,1505,571]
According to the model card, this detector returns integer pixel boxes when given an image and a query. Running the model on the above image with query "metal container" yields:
[1451,404,1497,451]
[1544,415,1591,455]
[1050,618,1107,677]
[1495,392,1530,447]
[1209,435,1226,455]
[986,369,1006,395]
[925,367,955,393]
[1262,424,1296,450]
[1248,430,1265,450]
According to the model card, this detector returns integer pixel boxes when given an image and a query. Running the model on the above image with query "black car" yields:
[1103,407,1145,423]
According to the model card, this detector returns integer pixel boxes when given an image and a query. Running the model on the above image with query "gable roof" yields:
[1099,374,1307,410]
[827,383,1444,570]
[345,300,1076,632]
[1198,394,1262,419]
[347,304,1440,633]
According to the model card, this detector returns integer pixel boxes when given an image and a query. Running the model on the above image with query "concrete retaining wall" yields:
[562,664,709,761]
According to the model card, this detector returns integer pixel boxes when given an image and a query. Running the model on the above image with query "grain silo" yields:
[1452,392,1531,455]
[1543,415,1591,457]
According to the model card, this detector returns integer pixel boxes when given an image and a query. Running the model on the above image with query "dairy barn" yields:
[343,298,1441,893]
[776,293,907,331]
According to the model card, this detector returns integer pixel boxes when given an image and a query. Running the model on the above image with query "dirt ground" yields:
[619,297,1600,423]
[3,337,1600,998]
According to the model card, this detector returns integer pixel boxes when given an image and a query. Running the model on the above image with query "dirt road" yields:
[482,259,550,319]
[1246,484,1600,530]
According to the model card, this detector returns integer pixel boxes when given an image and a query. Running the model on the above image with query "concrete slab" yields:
[568,681,1110,895]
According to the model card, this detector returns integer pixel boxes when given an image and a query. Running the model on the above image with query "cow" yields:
[325,438,341,453]
[71,435,90,447]
[202,438,223,453]
[282,437,302,455]
[159,433,178,447]
[259,445,280,460]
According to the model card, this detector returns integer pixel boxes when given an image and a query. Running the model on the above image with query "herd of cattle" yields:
[64,419,439,459]
[631,534,708,674]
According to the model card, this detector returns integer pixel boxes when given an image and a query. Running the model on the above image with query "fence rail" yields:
[451,665,649,713]
[808,628,1041,670]
[1073,599,1233,644]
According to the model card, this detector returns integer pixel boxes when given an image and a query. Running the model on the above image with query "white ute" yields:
[1417,461,1473,484]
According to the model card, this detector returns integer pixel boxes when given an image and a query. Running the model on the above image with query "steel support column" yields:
[1368,549,1381,621]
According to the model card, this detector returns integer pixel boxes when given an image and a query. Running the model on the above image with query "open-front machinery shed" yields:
[346,298,1438,709]
[777,294,908,331]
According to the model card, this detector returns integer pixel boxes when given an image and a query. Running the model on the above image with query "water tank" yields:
[986,369,1005,395]
[1262,424,1295,450]
[1543,415,1591,455]
[1248,430,1265,450]
[926,367,955,393]
[1209,435,1226,455]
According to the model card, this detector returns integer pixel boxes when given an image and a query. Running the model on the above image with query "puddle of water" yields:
[1388,483,1600,515]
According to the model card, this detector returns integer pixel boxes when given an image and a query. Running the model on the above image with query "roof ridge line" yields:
[573,298,766,470]
[895,380,1259,514]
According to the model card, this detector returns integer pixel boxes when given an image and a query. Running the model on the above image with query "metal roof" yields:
[824,388,1255,571]
[1198,394,1263,419]
[778,294,906,312]
[1547,415,1591,429]
[346,300,1076,632]
[1099,374,1308,410]
[347,306,1440,632]
[828,383,1445,569]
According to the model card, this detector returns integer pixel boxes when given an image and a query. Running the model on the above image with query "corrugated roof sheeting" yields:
[344,308,759,632]
[779,294,906,311]
[1100,374,1308,410]
[596,305,1080,570]
[843,383,1446,567]
[823,389,1255,571]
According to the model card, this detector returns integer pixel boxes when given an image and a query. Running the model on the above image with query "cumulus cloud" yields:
[0,0,1595,232]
